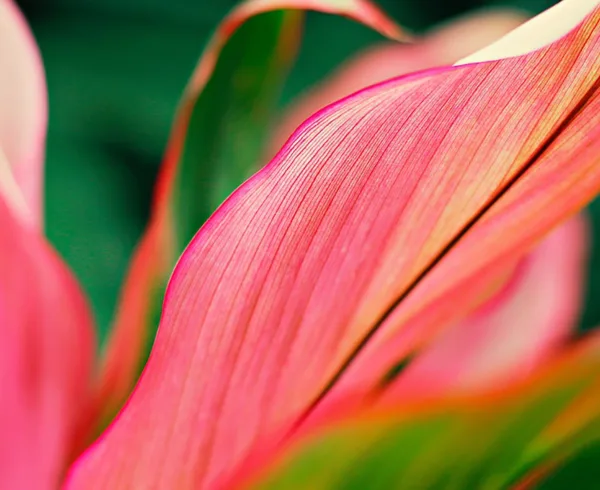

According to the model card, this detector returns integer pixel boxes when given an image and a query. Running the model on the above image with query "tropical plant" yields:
[1,0,600,488]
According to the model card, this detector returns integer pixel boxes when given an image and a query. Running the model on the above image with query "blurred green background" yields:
[18,0,598,345]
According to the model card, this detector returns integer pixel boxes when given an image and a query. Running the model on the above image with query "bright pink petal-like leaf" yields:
[95,0,404,431]
[67,5,600,489]
[0,196,95,488]
[0,0,47,227]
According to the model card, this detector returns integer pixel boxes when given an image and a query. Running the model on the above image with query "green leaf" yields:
[172,10,302,251]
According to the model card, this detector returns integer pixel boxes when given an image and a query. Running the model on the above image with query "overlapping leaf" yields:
[0,3,98,484]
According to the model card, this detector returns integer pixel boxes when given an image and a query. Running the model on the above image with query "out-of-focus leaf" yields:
[536,441,600,489]
[0,0,47,227]
[0,195,96,487]
[94,0,403,433]
[66,6,600,489]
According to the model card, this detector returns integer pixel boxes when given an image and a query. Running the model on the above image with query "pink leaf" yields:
[67,5,600,489]
[93,0,405,431]
[0,197,95,488]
